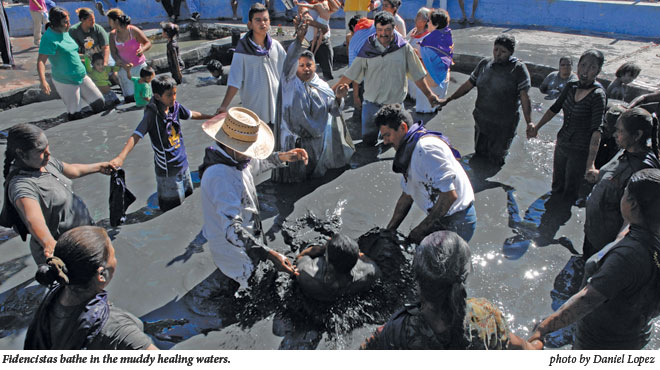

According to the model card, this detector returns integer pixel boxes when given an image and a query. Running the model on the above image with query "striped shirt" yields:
[550,81,606,153]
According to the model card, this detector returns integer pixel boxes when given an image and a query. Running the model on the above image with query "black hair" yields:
[615,61,641,79]
[414,231,472,349]
[559,56,572,66]
[374,103,413,130]
[45,7,68,31]
[327,234,359,274]
[374,11,395,27]
[206,59,223,73]
[384,0,401,12]
[626,168,660,231]
[76,7,94,21]
[91,52,104,64]
[107,8,131,27]
[35,226,111,287]
[429,8,449,29]
[299,50,315,62]
[161,21,180,40]
[618,107,659,158]
[151,75,177,96]
[348,14,362,32]
[140,66,155,78]
[494,34,516,53]
[578,49,605,71]
[248,3,268,22]
[4,123,45,178]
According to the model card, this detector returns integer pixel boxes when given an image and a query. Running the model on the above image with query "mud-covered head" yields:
[622,168,660,232]
[493,34,515,63]
[327,234,359,274]
[577,49,604,87]
[615,61,641,83]
[559,56,572,79]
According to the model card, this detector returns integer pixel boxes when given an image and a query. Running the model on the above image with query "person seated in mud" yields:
[295,233,381,302]
[361,231,542,350]
[539,56,577,100]
[606,61,641,102]
[110,75,214,211]
[376,104,477,243]
[206,59,224,84]
[199,107,309,291]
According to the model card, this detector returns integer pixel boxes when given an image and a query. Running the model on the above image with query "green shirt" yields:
[84,55,120,87]
[68,22,109,57]
[39,28,86,85]
[132,77,152,107]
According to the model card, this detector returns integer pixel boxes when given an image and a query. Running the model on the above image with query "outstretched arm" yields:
[111,133,142,168]
[14,198,57,260]
[61,161,115,178]
[439,79,475,106]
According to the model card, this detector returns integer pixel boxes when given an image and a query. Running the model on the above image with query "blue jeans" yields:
[361,100,384,146]
[185,0,201,14]
[441,203,477,242]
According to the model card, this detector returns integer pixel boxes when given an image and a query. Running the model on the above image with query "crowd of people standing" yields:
[2,0,659,352]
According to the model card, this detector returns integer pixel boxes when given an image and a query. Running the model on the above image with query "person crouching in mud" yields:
[377,104,476,243]
[295,233,381,301]
[199,107,308,291]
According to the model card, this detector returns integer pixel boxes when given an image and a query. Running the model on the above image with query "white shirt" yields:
[401,136,474,216]
[227,38,286,123]
[394,14,406,37]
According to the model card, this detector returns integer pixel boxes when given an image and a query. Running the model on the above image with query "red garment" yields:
[409,30,429,39]
[354,18,374,32]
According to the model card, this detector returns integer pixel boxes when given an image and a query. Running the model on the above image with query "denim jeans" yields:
[440,203,477,242]
[361,100,383,146]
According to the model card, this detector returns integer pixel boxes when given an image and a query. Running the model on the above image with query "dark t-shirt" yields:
[576,230,660,349]
[49,301,153,350]
[134,100,192,177]
[68,23,109,57]
[296,254,380,302]
[469,57,531,135]
[584,149,659,251]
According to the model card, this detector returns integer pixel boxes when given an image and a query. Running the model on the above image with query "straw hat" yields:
[202,107,274,159]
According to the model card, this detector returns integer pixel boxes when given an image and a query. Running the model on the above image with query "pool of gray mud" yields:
[0,68,658,350]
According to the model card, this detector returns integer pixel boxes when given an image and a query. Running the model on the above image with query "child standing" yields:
[29,0,48,46]
[110,75,213,211]
[162,22,184,85]
[84,52,121,106]
[127,66,155,108]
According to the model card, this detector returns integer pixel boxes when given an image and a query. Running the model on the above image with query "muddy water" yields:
[0,69,657,350]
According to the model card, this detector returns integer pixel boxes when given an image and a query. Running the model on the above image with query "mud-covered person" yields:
[198,107,308,291]
[362,231,542,349]
[539,56,577,100]
[376,104,475,243]
[24,226,158,350]
[1,124,115,265]
[439,34,531,166]
[530,168,660,350]
[333,11,440,146]
[295,233,380,301]
[110,75,214,211]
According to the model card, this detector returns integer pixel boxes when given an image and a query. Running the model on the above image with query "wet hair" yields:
[429,8,449,29]
[162,22,179,40]
[206,59,223,74]
[414,231,472,349]
[494,34,515,53]
[299,50,315,62]
[384,0,401,12]
[75,7,93,21]
[140,66,155,78]
[374,103,413,130]
[615,61,641,79]
[559,56,572,66]
[578,49,605,71]
[248,3,268,22]
[151,75,177,96]
[416,7,431,23]
[45,7,68,31]
[625,168,660,231]
[91,52,104,64]
[374,11,395,28]
[107,8,131,27]
[35,226,111,287]
[4,123,45,178]
[618,107,659,158]
[327,234,359,274]
[348,14,362,32]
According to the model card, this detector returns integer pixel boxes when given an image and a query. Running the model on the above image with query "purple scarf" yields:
[393,122,461,179]
[234,30,272,56]
[419,27,453,68]
[357,32,407,59]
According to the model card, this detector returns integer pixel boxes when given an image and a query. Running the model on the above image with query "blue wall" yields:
[7,0,660,38]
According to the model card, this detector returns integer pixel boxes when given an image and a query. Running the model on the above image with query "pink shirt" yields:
[29,0,46,12]
[114,27,147,66]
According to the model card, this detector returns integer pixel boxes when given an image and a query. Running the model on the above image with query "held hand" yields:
[109,157,124,169]
[427,93,441,107]
[585,167,599,183]
[296,246,313,260]
[98,162,117,175]
[40,81,51,95]
[215,106,228,115]
[353,92,362,109]
[269,251,299,276]
[526,123,538,139]
[334,83,349,99]
[296,18,309,41]
[436,97,449,107]
[280,148,309,165]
